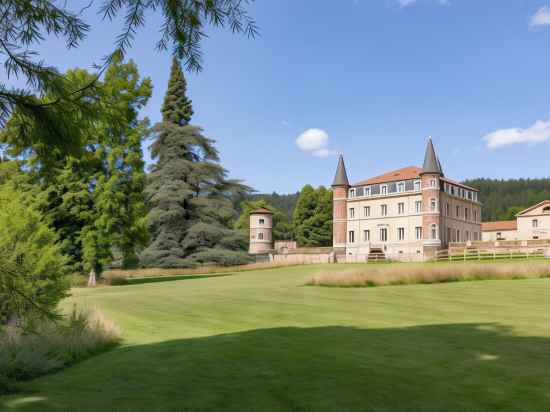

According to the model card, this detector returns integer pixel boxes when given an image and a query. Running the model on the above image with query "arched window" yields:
[543,206,550,214]
[431,224,437,240]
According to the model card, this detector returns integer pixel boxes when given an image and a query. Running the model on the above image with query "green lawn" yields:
[3,262,550,411]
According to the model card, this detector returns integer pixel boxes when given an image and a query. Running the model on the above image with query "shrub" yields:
[0,307,121,384]
[0,186,70,324]
[307,262,550,288]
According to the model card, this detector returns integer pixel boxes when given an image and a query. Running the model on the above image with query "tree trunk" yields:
[87,268,97,287]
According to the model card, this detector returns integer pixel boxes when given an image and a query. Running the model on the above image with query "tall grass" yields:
[103,261,301,284]
[307,262,550,287]
[0,307,121,392]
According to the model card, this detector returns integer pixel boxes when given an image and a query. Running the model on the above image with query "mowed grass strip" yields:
[3,263,550,411]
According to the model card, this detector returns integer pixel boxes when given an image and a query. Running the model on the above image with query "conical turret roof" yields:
[332,154,350,187]
[421,137,443,175]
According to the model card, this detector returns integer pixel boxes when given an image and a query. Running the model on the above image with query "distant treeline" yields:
[251,178,550,224]
[463,178,550,222]
[248,192,299,219]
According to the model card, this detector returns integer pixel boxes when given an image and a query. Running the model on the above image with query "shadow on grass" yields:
[115,273,233,286]
[3,323,550,411]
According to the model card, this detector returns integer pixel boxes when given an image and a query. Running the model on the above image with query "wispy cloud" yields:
[295,129,337,157]
[530,6,550,27]
[398,0,449,8]
[483,119,550,149]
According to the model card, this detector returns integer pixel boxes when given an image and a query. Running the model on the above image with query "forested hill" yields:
[463,178,550,222]
[250,178,550,223]
[249,192,299,218]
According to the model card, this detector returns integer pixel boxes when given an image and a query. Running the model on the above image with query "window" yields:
[380,228,388,242]
[473,210,477,222]
[349,231,355,243]
[457,229,460,242]
[533,219,538,228]
[398,182,405,193]
[465,208,469,221]
[259,218,265,225]
[349,208,355,218]
[431,224,437,240]
[364,206,370,217]
[381,185,387,195]
[414,180,421,191]
[381,204,388,216]
[349,188,355,198]
[365,187,370,196]
[398,227,405,241]
[450,186,455,196]
[415,201,422,213]
[466,231,470,241]
[446,203,450,216]
[415,226,423,240]
[430,198,437,212]
[430,179,436,188]
[398,202,405,214]
[456,205,460,218]
[447,227,451,243]
[543,206,550,214]
[363,230,370,241]
[258,232,264,240]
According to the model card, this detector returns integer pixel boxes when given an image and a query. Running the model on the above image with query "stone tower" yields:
[332,155,350,256]
[249,208,273,254]
[419,137,443,258]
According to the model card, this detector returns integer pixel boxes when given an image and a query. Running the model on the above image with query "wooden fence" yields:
[435,248,547,262]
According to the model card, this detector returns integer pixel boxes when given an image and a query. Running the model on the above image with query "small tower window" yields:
[259,218,265,225]
[258,233,264,240]
[431,224,438,240]
[430,198,437,212]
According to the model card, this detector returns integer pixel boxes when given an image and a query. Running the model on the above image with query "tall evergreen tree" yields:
[142,59,251,268]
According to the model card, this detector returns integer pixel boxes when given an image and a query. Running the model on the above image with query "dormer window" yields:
[398,182,405,193]
[414,180,421,191]
[381,185,387,195]
[365,187,370,196]
[543,206,550,214]
[349,188,355,198]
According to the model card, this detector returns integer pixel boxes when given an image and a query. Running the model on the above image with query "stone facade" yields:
[334,139,482,262]
[482,200,550,241]
[249,208,273,254]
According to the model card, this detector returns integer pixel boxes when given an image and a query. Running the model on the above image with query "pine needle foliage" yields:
[142,59,251,268]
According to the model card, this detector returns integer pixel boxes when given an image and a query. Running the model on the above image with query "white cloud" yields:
[398,0,448,8]
[530,6,550,27]
[483,119,550,149]
[295,128,337,157]
[398,0,417,7]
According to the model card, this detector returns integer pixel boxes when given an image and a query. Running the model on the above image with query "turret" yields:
[332,155,350,254]
[420,137,443,256]
[249,208,273,254]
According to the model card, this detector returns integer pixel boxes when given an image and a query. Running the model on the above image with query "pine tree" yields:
[142,59,251,268]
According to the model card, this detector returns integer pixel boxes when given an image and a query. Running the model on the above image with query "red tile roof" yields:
[353,166,422,186]
[481,220,517,232]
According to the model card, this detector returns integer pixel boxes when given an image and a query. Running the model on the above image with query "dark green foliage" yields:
[235,199,294,242]
[463,178,550,221]
[142,59,251,268]
[293,185,333,247]
[1,1,257,151]
[1,58,152,274]
[248,192,299,219]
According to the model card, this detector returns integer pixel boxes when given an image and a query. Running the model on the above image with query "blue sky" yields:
[4,0,550,193]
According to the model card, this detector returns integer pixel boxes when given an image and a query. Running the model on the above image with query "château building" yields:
[332,139,482,261]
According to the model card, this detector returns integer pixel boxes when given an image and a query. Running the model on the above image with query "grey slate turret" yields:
[332,154,350,187]
[420,137,443,176]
